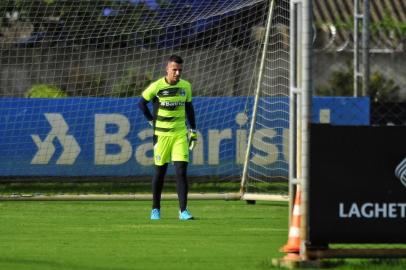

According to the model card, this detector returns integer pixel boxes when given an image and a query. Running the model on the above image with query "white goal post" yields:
[240,0,291,199]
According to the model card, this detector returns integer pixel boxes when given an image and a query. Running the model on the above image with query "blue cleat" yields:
[179,209,194,220]
[150,208,160,220]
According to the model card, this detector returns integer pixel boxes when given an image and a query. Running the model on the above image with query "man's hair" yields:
[168,55,183,64]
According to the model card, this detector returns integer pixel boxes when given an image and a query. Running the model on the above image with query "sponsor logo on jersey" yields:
[160,101,185,108]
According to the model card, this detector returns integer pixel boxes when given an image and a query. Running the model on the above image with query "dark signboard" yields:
[309,124,406,244]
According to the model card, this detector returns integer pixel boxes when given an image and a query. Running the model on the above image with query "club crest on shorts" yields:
[395,157,406,188]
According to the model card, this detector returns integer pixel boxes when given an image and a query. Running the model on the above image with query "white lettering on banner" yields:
[31,113,81,164]
[339,202,406,218]
[93,112,289,166]
[191,131,204,165]
[208,129,232,165]
[236,128,248,164]
[31,112,289,167]
[283,128,289,162]
[251,129,279,165]
[235,113,248,164]
[94,114,132,165]
[135,129,153,166]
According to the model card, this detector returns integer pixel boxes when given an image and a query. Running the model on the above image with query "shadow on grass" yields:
[262,258,406,269]
[0,180,289,196]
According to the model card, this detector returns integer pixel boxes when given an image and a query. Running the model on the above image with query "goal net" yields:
[0,0,289,197]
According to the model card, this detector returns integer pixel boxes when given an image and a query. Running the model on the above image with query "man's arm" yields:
[185,102,196,129]
[186,102,197,150]
[138,97,153,122]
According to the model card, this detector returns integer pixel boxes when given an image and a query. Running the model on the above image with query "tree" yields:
[316,62,400,102]
[1,0,162,47]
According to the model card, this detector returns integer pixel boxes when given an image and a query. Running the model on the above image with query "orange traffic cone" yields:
[282,186,302,253]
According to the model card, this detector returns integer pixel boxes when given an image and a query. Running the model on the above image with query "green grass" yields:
[0,200,405,270]
[0,181,289,195]
[0,200,288,270]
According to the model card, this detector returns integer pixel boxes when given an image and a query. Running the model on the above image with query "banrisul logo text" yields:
[0,97,369,176]
[31,113,81,164]
[29,112,288,168]
[8,97,289,176]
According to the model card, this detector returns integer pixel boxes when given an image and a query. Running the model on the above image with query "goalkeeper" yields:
[138,55,197,220]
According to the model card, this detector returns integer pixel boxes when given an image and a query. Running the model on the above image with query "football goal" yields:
[0,0,290,199]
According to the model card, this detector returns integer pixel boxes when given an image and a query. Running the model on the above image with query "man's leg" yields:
[152,135,171,211]
[174,161,188,212]
[152,163,168,210]
[172,134,193,220]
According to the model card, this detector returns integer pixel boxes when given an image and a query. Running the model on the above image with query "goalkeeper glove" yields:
[188,129,198,151]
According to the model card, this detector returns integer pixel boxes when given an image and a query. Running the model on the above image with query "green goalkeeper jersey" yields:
[141,77,192,136]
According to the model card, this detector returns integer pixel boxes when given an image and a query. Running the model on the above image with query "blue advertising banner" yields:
[0,97,369,177]
[312,96,370,125]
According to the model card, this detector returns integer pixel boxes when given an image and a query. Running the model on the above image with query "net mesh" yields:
[244,0,290,194]
[0,0,289,195]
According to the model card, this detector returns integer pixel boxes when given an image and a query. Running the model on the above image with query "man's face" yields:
[166,61,182,84]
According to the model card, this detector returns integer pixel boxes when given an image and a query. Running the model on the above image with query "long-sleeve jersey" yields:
[138,77,196,136]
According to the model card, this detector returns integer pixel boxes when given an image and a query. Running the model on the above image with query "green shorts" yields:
[153,134,189,166]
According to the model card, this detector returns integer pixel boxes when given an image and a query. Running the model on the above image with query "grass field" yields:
[1,199,405,270]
